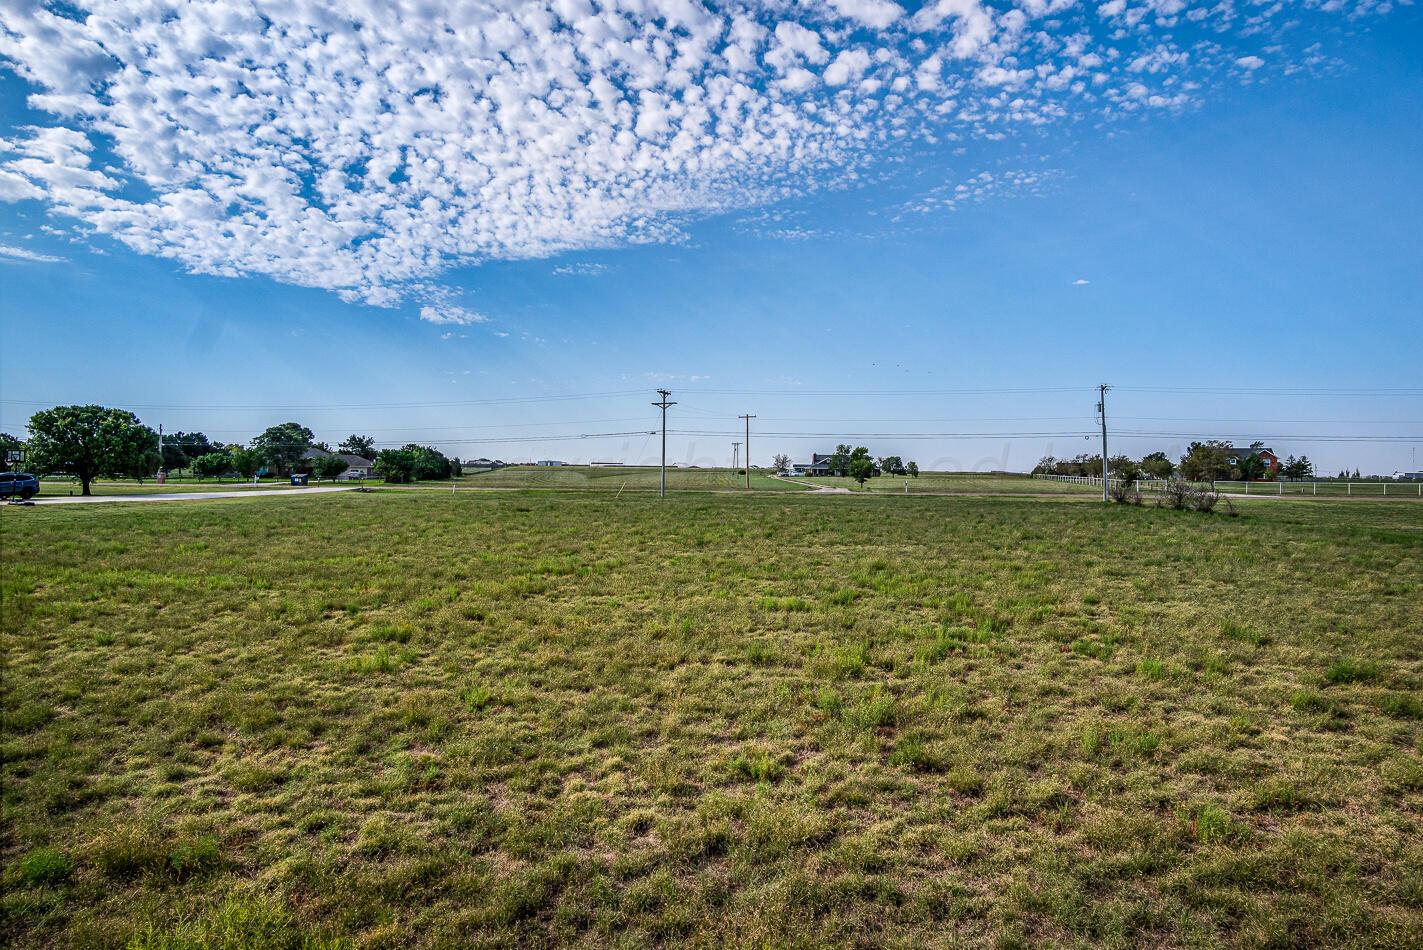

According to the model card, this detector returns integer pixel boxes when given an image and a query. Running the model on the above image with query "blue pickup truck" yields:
[0,471,40,500]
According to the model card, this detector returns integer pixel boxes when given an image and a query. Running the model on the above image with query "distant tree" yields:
[251,422,314,475]
[449,457,461,476]
[1283,455,1314,479]
[1179,441,1232,482]
[314,455,349,481]
[1032,455,1058,476]
[230,447,264,481]
[849,457,875,488]
[191,451,232,481]
[879,455,904,475]
[1140,451,1175,479]
[1238,453,1267,482]
[828,443,852,477]
[25,405,157,496]
[0,432,24,471]
[1108,455,1141,481]
[1353,468,1361,479]
[339,434,377,459]
[375,444,452,483]
[906,461,919,478]
[772,453,791,475]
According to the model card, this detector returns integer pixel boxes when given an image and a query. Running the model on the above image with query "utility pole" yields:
[731,441,740,474]
[739,414,756,489]
[1097,384,1110,503]
[653,389,675,498]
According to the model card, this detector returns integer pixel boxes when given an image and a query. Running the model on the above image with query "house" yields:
[299,447,376,479]
[335,454,376,480]
[466,458,505,469]
[1222,446,1280,477]
[535,460,565,467]
[793,453,880,477]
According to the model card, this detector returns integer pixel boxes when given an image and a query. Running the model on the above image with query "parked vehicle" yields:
[0,471,40,499]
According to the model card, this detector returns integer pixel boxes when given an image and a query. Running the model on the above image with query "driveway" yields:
[26,486,358,505]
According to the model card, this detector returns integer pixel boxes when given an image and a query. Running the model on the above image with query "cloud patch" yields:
[0,1,1391,306]
[0,243,66,264]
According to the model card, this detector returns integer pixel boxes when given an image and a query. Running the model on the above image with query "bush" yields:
[1108,479,1142,505]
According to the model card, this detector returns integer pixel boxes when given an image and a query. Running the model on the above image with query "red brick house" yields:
[1224,446,1279,478]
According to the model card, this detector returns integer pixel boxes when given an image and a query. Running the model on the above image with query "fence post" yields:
[1347,482,1351,496]
[1384,482,1387,497]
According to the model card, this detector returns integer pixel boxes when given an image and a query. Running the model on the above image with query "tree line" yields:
[1,406,459,495]
[1034,440,1317,483]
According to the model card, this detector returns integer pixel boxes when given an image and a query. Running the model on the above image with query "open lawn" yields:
[2,492,1421,947]
[799,472,1099,495]
[457,465,805,492]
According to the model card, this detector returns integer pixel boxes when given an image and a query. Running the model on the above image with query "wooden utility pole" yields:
[738,414,756,489]
[653,389,675,498]
[1098,384,1110,503]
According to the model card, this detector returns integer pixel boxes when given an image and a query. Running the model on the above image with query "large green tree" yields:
[314,455,350,481]
[190,451,232,481]
[1140,451,1175,479]
[375,445,452,483]
[339,434,377,459]
[230,447,264,481]
[849,457,875,488]
[1179,441,1232,482]
[251,422,314,475]
[25,405,157,495]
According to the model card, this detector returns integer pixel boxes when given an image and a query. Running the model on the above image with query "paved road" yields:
[26,486,357,505]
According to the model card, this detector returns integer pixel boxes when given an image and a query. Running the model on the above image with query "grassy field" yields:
[456,465,805,492]
[798,472,1099,495]
[34,477,321,497]
[2,492,1421,948]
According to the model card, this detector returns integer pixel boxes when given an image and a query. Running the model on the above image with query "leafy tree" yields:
[25,405,157,496]
[339,434,376,459]
[0,432,24,471]
[879,455,904,475]
[190,451,232,481]
[1140,451,1174,479]
[1237,453,1267,482]
[251,422,314,475]
[314,455,349,481]
[449,457,461,476]
[160,441,188,473]
[1108,455,1141,481]
[1179,441,1232,482]
[230,447,263,481]
[906,461,919,478]
[1281,455,1314,479]
[375,445,452,483]
[828,444,852,477]
[1032,455,1058,476]
[849,457,875,488]
[772,453,791,474]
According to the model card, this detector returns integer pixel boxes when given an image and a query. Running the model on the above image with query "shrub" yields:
[1108,479,1142,505]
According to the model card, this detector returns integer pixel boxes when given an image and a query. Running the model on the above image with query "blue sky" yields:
[1,1,1420,474]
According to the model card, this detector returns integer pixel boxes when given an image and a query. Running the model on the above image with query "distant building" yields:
[466,458,505,469]
[589,461,624,467]
[535,460,565,467]
[793,453,879,477]
[1223,446,1279,477]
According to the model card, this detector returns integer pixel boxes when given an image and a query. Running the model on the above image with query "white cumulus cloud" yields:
[0,0,1391,308]
[0,243,66,263]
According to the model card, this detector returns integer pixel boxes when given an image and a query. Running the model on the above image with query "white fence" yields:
[1033,473,1423,498]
